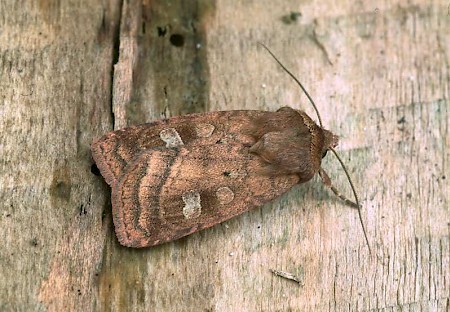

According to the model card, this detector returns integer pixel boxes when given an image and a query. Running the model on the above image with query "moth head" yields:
[321,129,339,158]
[259,43,371,255]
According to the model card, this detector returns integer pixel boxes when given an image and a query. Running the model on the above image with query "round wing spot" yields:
[216,186,234,204]
[182,191,202,219]
[160,128,184,147]
[195,123,215,138]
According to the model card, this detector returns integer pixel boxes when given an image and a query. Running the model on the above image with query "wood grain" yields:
[0,0,448,311]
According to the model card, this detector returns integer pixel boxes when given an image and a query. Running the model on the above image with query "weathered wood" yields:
[0,0,121,311]
[0,0,448,311]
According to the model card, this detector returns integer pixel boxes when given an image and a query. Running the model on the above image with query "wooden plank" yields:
[0,0,448,311]
[0,0,121,311]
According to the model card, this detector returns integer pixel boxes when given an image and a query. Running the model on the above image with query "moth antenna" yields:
[329,147,372,255]
[258,42,323,128]
[260,43,371,255]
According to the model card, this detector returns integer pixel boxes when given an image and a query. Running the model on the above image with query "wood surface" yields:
[0,0,448,311]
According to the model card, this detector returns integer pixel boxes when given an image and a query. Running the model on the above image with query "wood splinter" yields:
[270,269,303,285]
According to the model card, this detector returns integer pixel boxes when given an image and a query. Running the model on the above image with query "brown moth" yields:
[92,45,370,251]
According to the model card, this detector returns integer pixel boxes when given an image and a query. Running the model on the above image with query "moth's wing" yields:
[91,111,270,186]
[112,144,299,248]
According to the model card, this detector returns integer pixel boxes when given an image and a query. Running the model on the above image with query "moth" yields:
[92,45,370,251]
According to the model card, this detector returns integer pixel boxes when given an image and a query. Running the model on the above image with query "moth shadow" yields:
[278,176,354,211]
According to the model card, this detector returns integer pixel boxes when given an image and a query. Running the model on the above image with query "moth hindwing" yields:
[92,107,337,248]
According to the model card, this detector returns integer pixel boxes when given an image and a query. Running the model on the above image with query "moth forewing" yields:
[112,143,299,248]
[91,110,269,186]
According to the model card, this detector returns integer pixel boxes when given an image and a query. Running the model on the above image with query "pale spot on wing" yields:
[195,123,215,137]
[182,191,202,219]
[160,128,184,147]
[216,186,234,204]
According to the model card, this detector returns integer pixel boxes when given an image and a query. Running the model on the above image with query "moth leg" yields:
[319,168,359,209]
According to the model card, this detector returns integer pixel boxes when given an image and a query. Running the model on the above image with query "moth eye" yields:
[322,150,328,158]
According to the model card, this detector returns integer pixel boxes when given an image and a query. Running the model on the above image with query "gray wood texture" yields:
[1,0,448,311]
